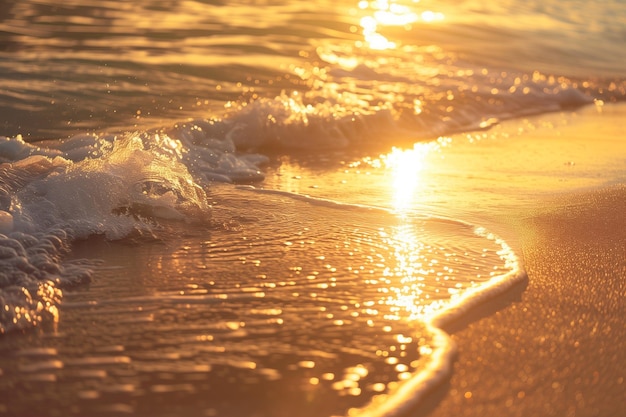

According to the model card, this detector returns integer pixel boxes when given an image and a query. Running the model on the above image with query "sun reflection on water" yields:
[357,0,445,50]
[364,141,460,323]
[382,143,438,214]
[380,223,427,320]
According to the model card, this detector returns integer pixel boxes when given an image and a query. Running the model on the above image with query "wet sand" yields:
[408,104,626,416]
[422,186,626,417]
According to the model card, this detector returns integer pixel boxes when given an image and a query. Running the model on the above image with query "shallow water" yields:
[0,185,520,417]
[0,0,625,416]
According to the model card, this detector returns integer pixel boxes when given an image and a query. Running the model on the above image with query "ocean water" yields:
[0,0,624,416]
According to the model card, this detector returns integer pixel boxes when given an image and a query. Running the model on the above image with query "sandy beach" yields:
[1,2,625,416]
[411,105,626,416]
[422,185,626,417]
[0,103,624,417]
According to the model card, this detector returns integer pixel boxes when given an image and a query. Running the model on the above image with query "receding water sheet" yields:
[1,185,522,417]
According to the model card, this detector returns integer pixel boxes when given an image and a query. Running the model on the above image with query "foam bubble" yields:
[0,229,89,334]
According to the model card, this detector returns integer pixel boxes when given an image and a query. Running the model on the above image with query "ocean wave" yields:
[0,131,217,333]
[0,0,622,414]
[2,0,625,140]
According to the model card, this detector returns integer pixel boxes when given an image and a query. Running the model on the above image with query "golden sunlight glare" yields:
[358,0,444,50]
[379,222,446,321]
[383,144,434,213]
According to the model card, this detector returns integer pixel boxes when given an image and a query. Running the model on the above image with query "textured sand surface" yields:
[423,186,626,417]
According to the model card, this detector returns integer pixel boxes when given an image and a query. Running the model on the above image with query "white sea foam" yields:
[0,128,270,333]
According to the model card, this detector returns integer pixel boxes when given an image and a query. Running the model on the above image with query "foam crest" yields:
[0,125,279,333]
[1,130,255,333]
[5,126,270,228]
[181,71,613,154]
[0,135,62,163]
[167,123,268,183]
[2,138,199,238]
